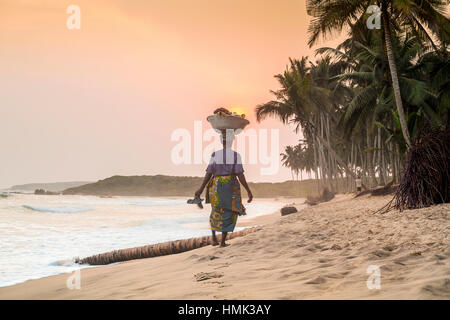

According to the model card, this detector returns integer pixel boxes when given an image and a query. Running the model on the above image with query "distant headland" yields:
[61,175,323,198]
[10,181,92,193]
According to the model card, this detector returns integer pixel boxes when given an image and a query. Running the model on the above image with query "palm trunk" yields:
[350,142,355,192]
[313,139,321,194]
[378,127,386,185]
[358,144,365,174]
[382,4,412,148]
[77,228,260,265]
[305,118,367,190]
[320,142,331,190]
[319,116,332,190]
[366,120,376,187]
[389,141,397,184]
[314,129,367,190]
[325,114,337,191]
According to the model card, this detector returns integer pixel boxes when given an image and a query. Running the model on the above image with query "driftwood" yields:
[355,181,397,198]
[305,187,335,205]
[75,227,260,265]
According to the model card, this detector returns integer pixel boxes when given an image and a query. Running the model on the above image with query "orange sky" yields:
[0,0,342,187]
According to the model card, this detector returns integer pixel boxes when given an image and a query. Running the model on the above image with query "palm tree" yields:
[281,144,308,180]
[306,0,450,148]
[294,144,307,180]
[281,145,298,180]
[337,30,431,134]
[324,19,441,184]
[256,57,367,188]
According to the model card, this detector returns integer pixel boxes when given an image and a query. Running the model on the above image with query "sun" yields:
[228,106,247,116]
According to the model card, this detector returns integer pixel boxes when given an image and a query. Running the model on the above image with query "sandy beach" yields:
[1,194,449,300]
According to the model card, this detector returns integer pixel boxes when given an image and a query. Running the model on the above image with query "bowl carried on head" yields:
[207,108,249,134]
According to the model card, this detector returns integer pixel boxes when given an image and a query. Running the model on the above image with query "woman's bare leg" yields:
[220,232,229,247]
[211,230,219,246]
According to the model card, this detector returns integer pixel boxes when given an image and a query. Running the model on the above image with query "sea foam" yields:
[23,205,93,213]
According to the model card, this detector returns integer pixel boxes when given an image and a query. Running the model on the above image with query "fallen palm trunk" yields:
[75,227,260,265]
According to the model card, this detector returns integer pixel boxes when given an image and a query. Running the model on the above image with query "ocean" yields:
[0,193,289,287]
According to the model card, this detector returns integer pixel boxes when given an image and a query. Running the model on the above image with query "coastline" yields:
[1,194,448,299]
[0,195,290,288]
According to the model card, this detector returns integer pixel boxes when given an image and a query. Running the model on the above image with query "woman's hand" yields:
[247,191,253,203]
[237,173,253,203]
[195,173,212,198]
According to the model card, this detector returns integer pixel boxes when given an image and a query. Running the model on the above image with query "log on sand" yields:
[75,227,260,265]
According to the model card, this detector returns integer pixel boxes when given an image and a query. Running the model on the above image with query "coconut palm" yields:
[320,14,446,183]
[306,0,450,148]
[281,145,298,180]
[256,57,366,187]
[337,33,432,135]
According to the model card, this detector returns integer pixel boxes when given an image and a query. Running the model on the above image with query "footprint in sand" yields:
[422,279,450,298]
[371,249,391,258]
[305,276,327,284]
[382,245,397,252]
[197,255,220,262]
[194,272,224,282]
[318,263,334,268]
[186,253,201,261]
[213,262,230,269]
[434,254,446,260]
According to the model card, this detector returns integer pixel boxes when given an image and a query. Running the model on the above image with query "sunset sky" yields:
[0,0,342,188]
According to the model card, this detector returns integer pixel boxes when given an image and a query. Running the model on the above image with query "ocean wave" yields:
[56,198,186,207]
[126,199,185,207]
[51,258,78,267]
[23,205,93,213]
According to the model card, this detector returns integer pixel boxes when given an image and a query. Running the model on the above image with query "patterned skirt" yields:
[206,175,246,232]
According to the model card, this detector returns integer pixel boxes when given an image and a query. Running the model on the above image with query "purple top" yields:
[206,148,244,175]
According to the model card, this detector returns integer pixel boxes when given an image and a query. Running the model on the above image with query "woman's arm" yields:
[237,173,253,203]
[195,172,212,197]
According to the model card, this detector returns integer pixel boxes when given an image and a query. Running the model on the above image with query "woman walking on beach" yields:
[195,130,253,247]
